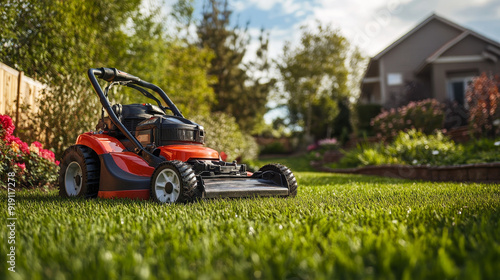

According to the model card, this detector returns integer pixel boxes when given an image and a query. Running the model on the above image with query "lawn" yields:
[1,157,499,280]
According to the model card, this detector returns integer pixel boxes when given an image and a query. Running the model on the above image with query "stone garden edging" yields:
[311,162,500,183]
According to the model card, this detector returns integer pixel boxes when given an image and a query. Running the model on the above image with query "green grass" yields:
[1,160,499,279]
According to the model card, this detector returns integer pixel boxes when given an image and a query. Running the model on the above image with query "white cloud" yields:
[232,0,313,16]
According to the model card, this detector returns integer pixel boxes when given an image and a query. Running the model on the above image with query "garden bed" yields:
[312,161,500,183]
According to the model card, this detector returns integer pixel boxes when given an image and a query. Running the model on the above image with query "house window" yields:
[446,77,473,106]
[387,73,403,86]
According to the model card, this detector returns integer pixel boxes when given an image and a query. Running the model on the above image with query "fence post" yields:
[15,71,23,128]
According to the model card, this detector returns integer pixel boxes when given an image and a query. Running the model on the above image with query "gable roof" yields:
[414,24,500,73]
[363,13,500,79]
[373,13,466,60]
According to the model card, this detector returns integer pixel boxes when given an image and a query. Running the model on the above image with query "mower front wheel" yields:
[150,161,199,203]
[259,163,298,197]
[59,145,100,198]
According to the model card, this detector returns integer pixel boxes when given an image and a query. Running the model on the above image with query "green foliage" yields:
[337,129,500,168]
[371,99,445,139]
[461,137,500,164]
[386,130,462,166]
[198,0,274,132]
[191,113,258,161]
[0,0,140,76]
[259,142,288,155]
[278,23,363,140]
[120,4,216,116]
[356,103,382,136]
[1,174,499,279]
[338,130,462,168]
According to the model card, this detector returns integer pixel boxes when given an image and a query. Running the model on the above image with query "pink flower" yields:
[8,135,29,154]
[318,138,338,146]
[0,115,15,140]
[32,141,43,149]
[307,144,319,151]
[55,160,60,166]
[40,149,55,162]
[15,162,26,171]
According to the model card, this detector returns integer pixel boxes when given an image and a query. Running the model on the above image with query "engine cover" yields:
[135,116,205,147]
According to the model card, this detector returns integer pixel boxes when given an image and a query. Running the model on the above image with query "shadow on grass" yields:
[3,189,153,206]
[257,155,423,185]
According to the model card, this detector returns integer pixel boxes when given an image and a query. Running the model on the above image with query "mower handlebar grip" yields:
[98,67,141,83]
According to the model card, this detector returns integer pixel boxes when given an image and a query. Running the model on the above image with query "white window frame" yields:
[446,76,474,108]
[387,73,403,86]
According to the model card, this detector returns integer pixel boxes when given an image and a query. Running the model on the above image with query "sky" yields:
[191,0,500,62]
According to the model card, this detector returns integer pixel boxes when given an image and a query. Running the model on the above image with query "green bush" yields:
[371,99,444,138]
[337,129,462,168]
[260,142,288,155]
[461,137,500,163]
[386,130,462,166]
[356,104,382,136]
[191,113,258,162]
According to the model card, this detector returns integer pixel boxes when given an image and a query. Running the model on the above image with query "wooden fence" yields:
[0,62,46,128]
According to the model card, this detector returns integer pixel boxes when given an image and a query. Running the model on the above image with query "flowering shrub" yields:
[466,73,500,137]
[0,114,59,188]
[307,138,339,152]
[307,138,340,161]
[371,99,445,139]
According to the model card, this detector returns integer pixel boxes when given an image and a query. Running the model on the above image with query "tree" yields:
[0,0,142,155]
[0,0,216,156]
[197,0,274,132]
[119,2,216,116]
[466,73,500,137]
[277,23,362,141]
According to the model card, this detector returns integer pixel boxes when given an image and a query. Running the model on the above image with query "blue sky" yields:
[190,0,500,61]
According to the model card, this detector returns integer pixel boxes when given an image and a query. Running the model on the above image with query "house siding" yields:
[433,61,500,102]
[379,19,463,105]
[442,35,493,57]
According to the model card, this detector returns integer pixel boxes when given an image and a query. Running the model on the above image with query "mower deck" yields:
[202,178,289,198]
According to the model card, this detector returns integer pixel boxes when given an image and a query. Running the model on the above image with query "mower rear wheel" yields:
[150,161,199,203]
[59,145,100,198]
[259,163,298,197]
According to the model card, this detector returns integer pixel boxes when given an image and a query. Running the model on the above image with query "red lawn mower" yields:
[58,68,298,203]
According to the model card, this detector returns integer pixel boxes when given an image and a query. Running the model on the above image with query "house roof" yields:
[372,13,469,60]
[415,26,500,73]
[363,13,500,79]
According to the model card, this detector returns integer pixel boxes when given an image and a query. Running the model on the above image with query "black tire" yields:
[259,163,298,197]
[150,161,200,203]
[58,145,100,198]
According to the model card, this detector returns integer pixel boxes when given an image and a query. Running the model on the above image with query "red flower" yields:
[7,135,30,154]
[0,115,15,140]
[220,151,228,161]
[15,162,26,171]
[40,148,56,162]
[32,141,43,149]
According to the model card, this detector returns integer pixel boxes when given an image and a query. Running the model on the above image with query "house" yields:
[360,14,500,108]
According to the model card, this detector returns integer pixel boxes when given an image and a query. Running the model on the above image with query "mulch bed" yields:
[311,162,500,183]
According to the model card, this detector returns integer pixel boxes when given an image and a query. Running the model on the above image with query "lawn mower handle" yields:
[90,67,183,117]
[87,68,165,167]
[99,67,142,82]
